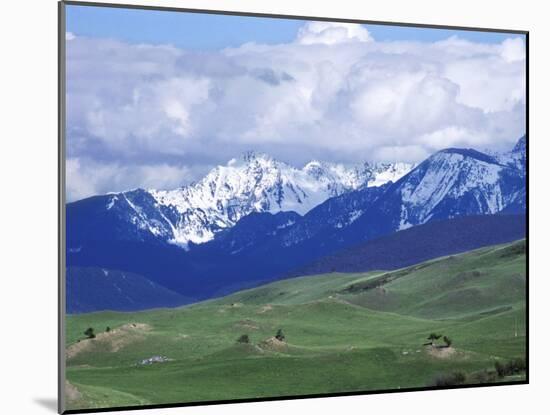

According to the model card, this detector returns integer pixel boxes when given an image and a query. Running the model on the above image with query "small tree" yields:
[443,336,452,348]
[106,326,111,332]
[427,333,441,346]
[237,334,250,344]
[84,327,95,339]
[275,329,285,341]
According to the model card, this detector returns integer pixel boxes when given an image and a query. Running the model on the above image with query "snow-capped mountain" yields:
[85,152,413,246]
[495,135,526,174]
[208,137,527,257]
[67,137,526,308]
[395,148,525,229]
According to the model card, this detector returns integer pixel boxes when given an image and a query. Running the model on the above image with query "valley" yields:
[65,239,527,411]
[61,14,528,414]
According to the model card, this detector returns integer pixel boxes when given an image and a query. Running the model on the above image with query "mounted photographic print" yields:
[59,1,528,413]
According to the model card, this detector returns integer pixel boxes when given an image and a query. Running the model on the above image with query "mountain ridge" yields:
[68,153,414,248]
[288,214,526,277]
[66,137,526,309]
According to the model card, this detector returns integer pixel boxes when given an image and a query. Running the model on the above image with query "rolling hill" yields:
[290,213,526,276]
[66,267,192,313]
[66,213,525,309]
[64,239,526,410]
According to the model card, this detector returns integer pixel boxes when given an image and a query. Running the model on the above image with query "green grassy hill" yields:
[65,239,526,411]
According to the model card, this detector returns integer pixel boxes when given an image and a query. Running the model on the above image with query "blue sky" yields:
[65,4,526,201]
[66,4,524,49]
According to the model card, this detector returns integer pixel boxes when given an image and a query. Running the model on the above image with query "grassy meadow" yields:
[65,239,527,411]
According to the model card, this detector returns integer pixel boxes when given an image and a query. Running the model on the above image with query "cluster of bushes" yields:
[425,333,452,347]
[432,371,466,387]
[431,357,526,387]
[83,326,112,339]
[470,369,498,384]
[344,273,401,293]
[236,329,285,344]
[495,357,527,378]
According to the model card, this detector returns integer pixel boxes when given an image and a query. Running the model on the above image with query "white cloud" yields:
[419,126,490,149]
[500,38,526,63]
[66,27,526,200]
[296,22,373,45]
[66,157,194,201]
[443,54,525,113]
[373,145,430,162]
[66,32,75,41]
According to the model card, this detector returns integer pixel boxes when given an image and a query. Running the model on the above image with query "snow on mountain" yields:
[495,135,526,173]
[68,137,525,253]
[302,160,412,191]
[186,139,526,287]
[365,162,415,187]
[396,147,524,230]
[66,137,526,307]
[249,138,527,259]
[103,152,413,246]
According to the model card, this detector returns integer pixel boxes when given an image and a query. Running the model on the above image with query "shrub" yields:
[237,334,250,344]
[275,329,285,341]
[487,371,498,382]
[106,326,111,332]
[471,370,488,384]
[427,333,442,345]
[495,357,527,378]
[505,357,526,375]
[471,369,497,384]
[432,371,466,387]
[495,361,506,377]
[84,327,95,339]
[443,336,452,347]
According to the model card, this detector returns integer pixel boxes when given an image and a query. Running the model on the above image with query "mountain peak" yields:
[303,160,334,176]
[241,150,274,163]
[437,148,499,165]
[486,135,526,173]
[303,160,324,169]
[68,141,525,259]
[75,152,416,247]
[513,135,526,154]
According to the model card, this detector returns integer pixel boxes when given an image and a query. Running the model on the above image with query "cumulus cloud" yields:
[500,38,526,63]
[66,24,526,200]
[296,22,372,45]
[66,157,196,201]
